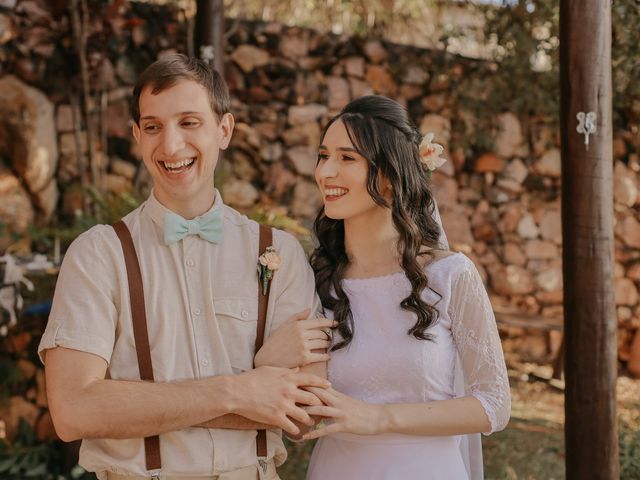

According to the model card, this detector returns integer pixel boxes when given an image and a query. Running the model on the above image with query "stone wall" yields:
[1,0,639,368]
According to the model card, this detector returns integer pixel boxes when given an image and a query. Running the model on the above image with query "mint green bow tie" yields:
[164,210,223,245]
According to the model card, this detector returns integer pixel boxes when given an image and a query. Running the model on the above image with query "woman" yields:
[260,95,510,479]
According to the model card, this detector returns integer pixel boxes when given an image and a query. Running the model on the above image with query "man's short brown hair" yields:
[131,53,230,124]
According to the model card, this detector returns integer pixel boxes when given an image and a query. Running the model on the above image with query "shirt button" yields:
[241,310,249,319]
[186,258,195,267]
[201,359,209,367]
[193,308,201,316]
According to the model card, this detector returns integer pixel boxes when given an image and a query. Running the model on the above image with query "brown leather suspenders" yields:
[255,224,273,459]
[113,221,162,472]
[112,220,273,473]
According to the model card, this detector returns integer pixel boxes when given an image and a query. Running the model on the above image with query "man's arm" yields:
[44,347,328,441]
[196,415,271,430]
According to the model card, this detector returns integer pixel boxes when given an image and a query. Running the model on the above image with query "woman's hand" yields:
[301,387,386,440]
[254,309,335,368]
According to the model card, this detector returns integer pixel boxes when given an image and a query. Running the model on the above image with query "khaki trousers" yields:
[106,460,280,480]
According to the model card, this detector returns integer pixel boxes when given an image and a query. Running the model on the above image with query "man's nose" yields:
[160,125,185,157]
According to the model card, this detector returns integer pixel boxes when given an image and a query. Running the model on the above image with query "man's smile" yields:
[159,157,196,174]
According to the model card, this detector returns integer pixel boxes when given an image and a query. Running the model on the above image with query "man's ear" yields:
[132,122,141,143]
[217,113,235,150]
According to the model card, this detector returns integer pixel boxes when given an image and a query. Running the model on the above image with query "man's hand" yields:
[228,366,329,435]
[254,309,334,368]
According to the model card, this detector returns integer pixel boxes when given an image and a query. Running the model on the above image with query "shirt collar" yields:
[143,189,225,230]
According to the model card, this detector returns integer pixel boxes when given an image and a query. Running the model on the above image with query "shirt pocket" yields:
[214,297,258,374]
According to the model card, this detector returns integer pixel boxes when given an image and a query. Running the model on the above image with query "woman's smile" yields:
[324,186,349,201]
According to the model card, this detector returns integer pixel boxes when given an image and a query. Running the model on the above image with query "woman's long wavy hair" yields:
[310,95,443,351]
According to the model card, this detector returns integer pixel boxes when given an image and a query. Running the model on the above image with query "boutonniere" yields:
[419,132,447,176]
[257,246,282,295]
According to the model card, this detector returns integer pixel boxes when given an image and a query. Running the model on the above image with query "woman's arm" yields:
[302,388,490,439]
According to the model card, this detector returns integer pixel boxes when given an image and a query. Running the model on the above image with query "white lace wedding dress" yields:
[306,253,511,480]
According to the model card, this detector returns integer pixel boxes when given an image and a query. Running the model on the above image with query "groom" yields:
[39,54,327,480]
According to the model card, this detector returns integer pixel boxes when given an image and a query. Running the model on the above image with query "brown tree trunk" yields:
[195,0,225,73]
[560,0,619,478]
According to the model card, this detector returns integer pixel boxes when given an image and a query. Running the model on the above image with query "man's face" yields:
[133,79,234,216]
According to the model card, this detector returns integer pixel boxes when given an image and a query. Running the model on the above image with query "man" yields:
[39,54,330,480]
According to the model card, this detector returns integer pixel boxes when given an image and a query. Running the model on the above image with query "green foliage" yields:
[225,0,436,37]
[620,425,640,479]
[441,1,560,157]
[278,438,315,480]
[0,420,64,479]
[0,357,25,402]
[480,0,559,119]
[249,207,313,253]
[23,188,144,253]
[612,1,640,127]
[442,0,639,158]
[0,309,93,480]
[82,188,144,226]
[249,207,310,237]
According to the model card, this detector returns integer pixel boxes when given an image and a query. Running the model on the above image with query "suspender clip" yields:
[258,458,268,474]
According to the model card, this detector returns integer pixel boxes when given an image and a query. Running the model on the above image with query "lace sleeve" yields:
[448,256,511,434]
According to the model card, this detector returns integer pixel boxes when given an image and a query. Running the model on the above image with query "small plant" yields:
[0,419,63,479]
[620,425,640,479]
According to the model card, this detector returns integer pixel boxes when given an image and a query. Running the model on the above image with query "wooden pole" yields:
[195,0,225,73]
[560,0,618,478]
[70,0,101,199]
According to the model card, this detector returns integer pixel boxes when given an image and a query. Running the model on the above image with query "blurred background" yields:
[0,0,639,478]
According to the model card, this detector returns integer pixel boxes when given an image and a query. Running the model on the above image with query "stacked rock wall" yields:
[0,1,639,367]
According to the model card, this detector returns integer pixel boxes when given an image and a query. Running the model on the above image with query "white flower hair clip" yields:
[419,133,447,172]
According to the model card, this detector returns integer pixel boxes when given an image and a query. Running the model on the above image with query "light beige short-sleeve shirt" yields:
[38,191,320,478]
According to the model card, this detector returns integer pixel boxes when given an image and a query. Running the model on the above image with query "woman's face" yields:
[315,120,384,221]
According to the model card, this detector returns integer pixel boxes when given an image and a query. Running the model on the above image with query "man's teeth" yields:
[163,158,195,170]
[325,188,348,196]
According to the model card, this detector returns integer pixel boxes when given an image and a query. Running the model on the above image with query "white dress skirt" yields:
[306,253,511,480]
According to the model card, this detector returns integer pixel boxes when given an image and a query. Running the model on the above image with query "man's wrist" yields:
[210,374,243,416]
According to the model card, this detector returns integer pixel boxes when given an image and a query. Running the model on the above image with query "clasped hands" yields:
[252,309,384,440]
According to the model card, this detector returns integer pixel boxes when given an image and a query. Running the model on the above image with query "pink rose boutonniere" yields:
[258,246,282,295]
[419,133,447,174]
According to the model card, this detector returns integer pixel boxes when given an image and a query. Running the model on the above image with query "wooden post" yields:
[70,0,100,192]
[195,0,224,73]
[560,1,618,479]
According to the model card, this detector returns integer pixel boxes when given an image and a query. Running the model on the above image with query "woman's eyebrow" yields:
[317,145,358,153]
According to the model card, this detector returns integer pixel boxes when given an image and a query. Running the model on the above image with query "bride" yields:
[258,95,511,479]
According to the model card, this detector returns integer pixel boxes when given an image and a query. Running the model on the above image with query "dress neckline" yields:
[342,252,461,284]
